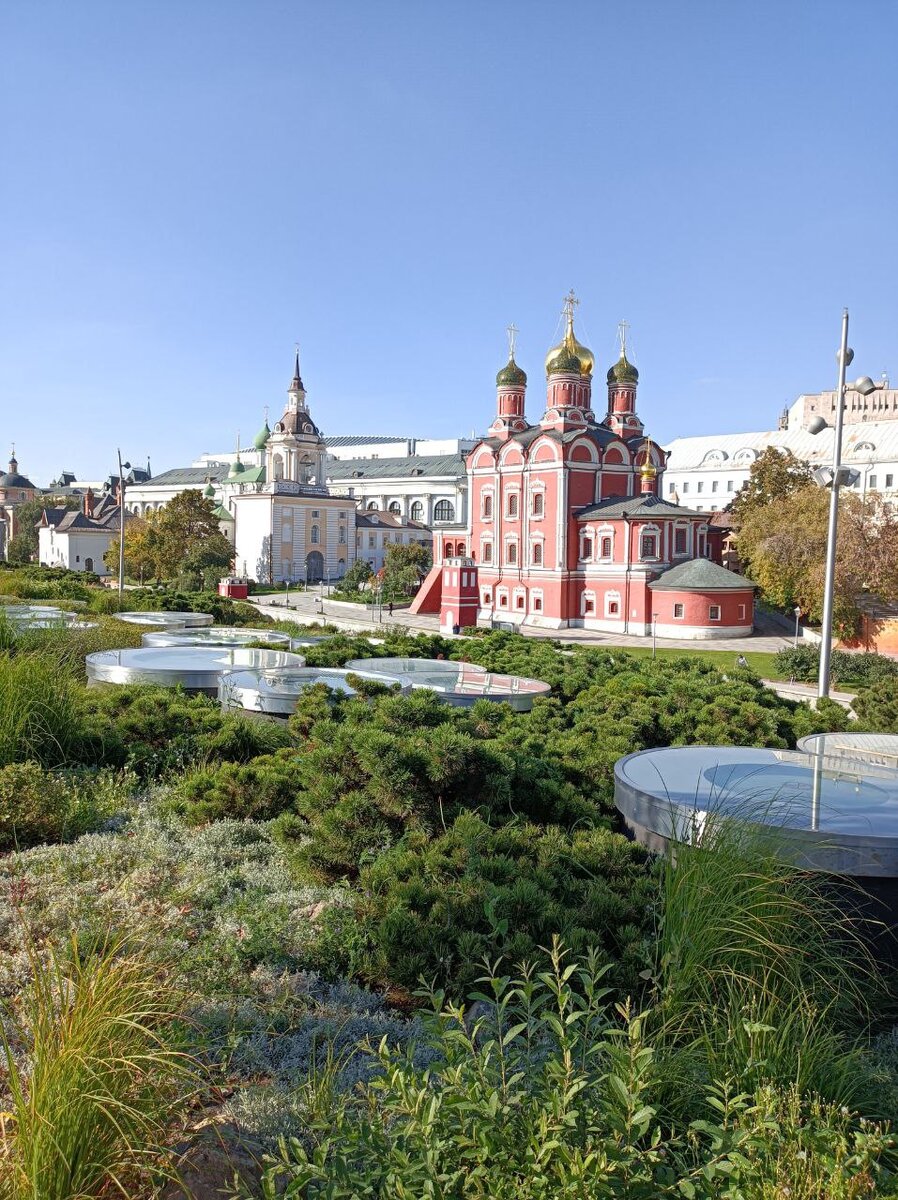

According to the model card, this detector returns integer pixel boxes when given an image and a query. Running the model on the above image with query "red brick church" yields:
[412,295,754,638]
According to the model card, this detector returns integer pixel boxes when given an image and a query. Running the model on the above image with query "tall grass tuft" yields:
[654,817,879,1114]
[0,654,84,768]
[0,934,193,1200]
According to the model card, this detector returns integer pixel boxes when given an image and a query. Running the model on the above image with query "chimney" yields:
[83,487,95,518]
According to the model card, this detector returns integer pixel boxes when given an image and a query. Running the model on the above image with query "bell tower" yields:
[605,320,643,438]
[489,325,528,440]
[266,347,327,486]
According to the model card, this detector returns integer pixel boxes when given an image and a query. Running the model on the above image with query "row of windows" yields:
[482,490,544,520]
[867,473,895,490]
[480,527,700,568]
[365,500,455,522]
[669,480,737,496]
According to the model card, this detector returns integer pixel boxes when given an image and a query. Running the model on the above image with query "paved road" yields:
[251,591,793,653]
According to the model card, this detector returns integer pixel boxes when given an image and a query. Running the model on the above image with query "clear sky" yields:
[2,0,897,484]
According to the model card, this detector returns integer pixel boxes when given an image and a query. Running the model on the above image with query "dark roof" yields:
[139,466,228,487]
[272,407,321,438]
[326,454,465,480]
[0,473,36,489]
[356,510,431,531]
[649,559,755,591]
[577,493,691,520]
[324,435,409,448]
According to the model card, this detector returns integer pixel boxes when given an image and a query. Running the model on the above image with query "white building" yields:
[324,435,478,461]
[38,490,123,576]
[355,510,432,573]
[232,354,355,583]
[325,453,467,526]
[664,414,898,512]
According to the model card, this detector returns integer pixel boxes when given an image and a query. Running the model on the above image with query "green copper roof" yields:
[546,345,581,376]
[496,357,527,388]
[253,421,271,450]
[607,353,639,384]
[650,559,754,591]
[227,459,246,478]
[212,504,234,522]
[203,482,215,498]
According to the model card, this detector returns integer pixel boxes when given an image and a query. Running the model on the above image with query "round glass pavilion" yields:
[85,646,306,694]
[343,657,551,711]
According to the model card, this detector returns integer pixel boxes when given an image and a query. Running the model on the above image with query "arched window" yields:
[410,501,423,521]
[532,491,544,517]
[434,500,454,522]
[507,493,519,518]
[310,525,320,544]
[482,493,493,518]
[388,501,401,515]
[532,541,543,566]
[600,535,612,558]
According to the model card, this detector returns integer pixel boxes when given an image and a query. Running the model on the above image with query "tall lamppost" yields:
[793,605,802,649]
[807,309,881,699]
[651,611,658,660]
[116,451,131,602]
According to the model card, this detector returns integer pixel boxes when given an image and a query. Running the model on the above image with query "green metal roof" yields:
[649,559,754,591]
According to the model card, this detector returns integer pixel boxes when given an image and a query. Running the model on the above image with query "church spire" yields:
[288,347,306,411]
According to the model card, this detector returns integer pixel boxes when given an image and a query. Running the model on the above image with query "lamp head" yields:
[854,375,878,396]
[807,415,828,435]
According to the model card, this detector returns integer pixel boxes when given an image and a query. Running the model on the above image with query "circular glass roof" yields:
[343,657,552,711]
[615,745,898,876]
[112,611,215,628]
[1,605,96,631]
[86,646,306,690]
[219,667,408,715]
[140,626,316,650]
[798,733,898,771]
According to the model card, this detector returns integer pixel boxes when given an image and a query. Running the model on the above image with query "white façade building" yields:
[38,490,124,576]
[664,417,898,512]
[355,510,432,573]
[232,354,355,583]
[325,453,467,527]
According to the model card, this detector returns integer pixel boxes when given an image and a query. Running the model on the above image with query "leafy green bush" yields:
[775,644,898,686]
[0,653,85,767]
[259,942,896,1199]
[353,812,655,995]
[0,762,133,851]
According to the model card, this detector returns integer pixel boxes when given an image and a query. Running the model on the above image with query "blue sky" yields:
[2,1,897,483]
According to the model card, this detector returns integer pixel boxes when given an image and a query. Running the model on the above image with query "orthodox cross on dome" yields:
[263,405,269,423]
[562,290,580,326]
[506,323,519,359]
[617,319,630,358]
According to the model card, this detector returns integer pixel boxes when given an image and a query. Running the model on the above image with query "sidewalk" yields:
[250,591,792,652]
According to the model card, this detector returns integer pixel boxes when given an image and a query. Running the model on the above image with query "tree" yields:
[737,485,898,637]
[381,541,432,601]
[339,559,374,593]
[104,513,164,582]
[8,496,80,563]
[729,448,813,524]
[104,491,231,586]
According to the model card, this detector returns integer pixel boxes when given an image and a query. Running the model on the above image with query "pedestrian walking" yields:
[388,601,394,617]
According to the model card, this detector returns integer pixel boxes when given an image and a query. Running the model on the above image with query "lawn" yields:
[607,644,783,679]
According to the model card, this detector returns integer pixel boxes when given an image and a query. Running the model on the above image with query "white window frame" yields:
[504,536,519,566]
[639,524,660,561]
[582,589,597,616]
[530,588,544,614]
[481,488,494,520]
[673,524,689,557]
[530,484,546,519]
[481,538,493,564]
[513,586,526,611]
[579,532,594,561]
[505,489,521,519]
[709,604,722,622]
[673,602,685,619]
[605,589,621,618]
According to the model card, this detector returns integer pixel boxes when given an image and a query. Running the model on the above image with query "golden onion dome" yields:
[545,314,594,377]
[640,440,658,479]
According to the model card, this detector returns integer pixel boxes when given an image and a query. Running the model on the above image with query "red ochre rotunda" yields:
[411,295,754,638]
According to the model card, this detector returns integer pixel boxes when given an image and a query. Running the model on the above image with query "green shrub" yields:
[0,763,133,852]
[171,750,300,824]
[775,644,898,687]
[80,685,291,777]
[854,680,898,733]
[259,942,896,1199]
[352,812,655,996]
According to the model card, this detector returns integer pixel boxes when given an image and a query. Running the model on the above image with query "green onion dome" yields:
[496,356,527,387]
[546,343,582,375]
[253,421,271,450]
[227,458,246,479]
[203,482,215,498]
[607,352,639,384]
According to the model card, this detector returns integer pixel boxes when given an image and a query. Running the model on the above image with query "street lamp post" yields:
[651,611,658,660]
[116,450,131,603]
[793,606,802,649]
[808,309,881,700]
